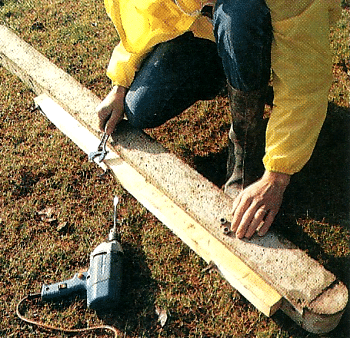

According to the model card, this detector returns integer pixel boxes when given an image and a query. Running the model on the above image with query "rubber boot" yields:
[224,84,268,199]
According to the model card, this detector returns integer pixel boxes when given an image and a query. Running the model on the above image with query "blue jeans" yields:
[214,0,272,92]
[124,0,272,129]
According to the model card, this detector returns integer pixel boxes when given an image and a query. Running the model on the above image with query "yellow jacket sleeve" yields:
[104,0,211,88]
[106,42,144,89]
[263,0,342,174]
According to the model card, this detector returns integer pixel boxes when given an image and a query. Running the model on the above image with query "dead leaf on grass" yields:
[57,221,68,232]
[155,306,168,327]
[37,207,57,223]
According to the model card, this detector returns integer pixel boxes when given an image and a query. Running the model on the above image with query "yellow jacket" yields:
[104,0,341,175]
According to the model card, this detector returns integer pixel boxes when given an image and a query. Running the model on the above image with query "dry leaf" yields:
[38,207,57,223]
[155,306,168,327]
[57,222,68,232]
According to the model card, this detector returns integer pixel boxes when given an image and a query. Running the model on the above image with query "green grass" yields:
[1,1,350,337]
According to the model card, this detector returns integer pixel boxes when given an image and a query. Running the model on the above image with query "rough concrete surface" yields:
[111,123,338,313]
[0,25,347,333]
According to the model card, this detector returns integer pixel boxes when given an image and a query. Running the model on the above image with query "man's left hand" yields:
[231,170,290,239]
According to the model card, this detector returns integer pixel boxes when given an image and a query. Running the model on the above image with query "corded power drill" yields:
[40,197,123,311]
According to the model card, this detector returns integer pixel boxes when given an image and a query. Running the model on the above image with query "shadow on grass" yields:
[278,102,350,269]
[193,101,350,337]
[282,102,350,224]
[275,102,350,337]
[99,242,159,336]
[193,149,228,188]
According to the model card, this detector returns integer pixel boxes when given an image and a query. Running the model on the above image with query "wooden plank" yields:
[34,93,282,317]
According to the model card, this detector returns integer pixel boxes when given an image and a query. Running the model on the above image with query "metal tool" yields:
[113,196,119,229]
[88,132,109,163]
[41,196,123,311]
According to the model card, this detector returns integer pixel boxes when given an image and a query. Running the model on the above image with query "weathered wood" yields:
[1,25,347,334]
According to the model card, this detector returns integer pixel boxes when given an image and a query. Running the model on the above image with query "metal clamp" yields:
[88,132,109,163]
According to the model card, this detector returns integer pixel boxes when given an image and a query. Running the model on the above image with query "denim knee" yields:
[123,33,226,129]
[213,0,272,91]
[124,87,157,129]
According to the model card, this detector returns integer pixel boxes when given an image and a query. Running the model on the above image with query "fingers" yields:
[230,193,247,232]
[243,207,270,239]
[105,110,124,135]
[231,189,263,238]
[235,203,256,239]
[97,104,112,132]
[257,211,275,237]
[235,203,271,240]
[234,204,276,239]
[97,106,124,135]
[96,86,127,135]
[230,172,288,240]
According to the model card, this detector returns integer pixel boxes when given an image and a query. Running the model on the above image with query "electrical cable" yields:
[16,293,125,337]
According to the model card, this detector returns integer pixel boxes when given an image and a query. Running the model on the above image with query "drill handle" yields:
[41,271,88,301]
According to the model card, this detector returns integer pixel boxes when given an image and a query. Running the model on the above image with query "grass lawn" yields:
[0,1,349,337]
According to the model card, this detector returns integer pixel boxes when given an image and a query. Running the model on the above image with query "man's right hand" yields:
[96,85,127,135]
